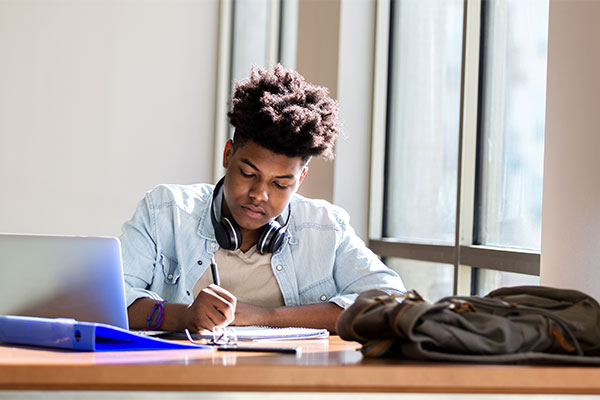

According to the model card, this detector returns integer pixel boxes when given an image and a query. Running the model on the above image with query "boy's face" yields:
[222,140,308,234]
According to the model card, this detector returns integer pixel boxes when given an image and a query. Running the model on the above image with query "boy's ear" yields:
[222,140,234,168]
[298,166,309,185]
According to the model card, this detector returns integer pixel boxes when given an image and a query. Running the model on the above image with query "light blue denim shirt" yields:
[120,183,405,309]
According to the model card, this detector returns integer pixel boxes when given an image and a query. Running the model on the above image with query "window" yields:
[230,0,273,82]
[474,0,549,294]
[370,0,549,301]
[384,0,463,246]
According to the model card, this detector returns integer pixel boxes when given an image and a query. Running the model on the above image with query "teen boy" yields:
[120,64,405,333]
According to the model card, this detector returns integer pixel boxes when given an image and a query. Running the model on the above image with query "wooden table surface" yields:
[2,336,600,394]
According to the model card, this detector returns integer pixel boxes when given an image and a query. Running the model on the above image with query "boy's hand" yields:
[183,284,237,332]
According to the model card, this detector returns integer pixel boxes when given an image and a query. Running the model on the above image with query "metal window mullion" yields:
[212,0,234,183]
[370,240,539,276]
[455,0,483,295]
[460,245,540,276]
[369,239,456,265]
[266,0,281,67]
[279,0,299,69]
[368,0,391,241]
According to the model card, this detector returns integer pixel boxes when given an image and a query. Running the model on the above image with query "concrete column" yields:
[540,0,600,301]
[295,0,340,203]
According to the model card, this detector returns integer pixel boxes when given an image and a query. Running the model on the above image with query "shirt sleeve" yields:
[329,211,406,309]
[119,193,164,307]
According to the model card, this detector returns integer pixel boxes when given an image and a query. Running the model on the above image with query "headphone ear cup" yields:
[215,216,242,251]
[210,177,242,251]
[267,228,286,254]
[257,220,286,254]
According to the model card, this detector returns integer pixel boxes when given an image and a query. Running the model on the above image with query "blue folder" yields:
[0,315,208,351]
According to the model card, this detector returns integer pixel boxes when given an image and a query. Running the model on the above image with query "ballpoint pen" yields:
[210,256,220,286]
[217,344,302,355]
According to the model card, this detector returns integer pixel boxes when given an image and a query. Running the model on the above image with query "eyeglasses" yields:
[184,326,238,346]
[183,327,302,355]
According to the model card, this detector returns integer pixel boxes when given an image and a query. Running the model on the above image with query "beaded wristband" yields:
[145,300,168,330]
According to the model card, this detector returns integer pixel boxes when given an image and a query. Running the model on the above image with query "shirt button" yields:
[276,265,283,271]
[320,295,327,302]
[197,260,203,265]
[167,273,173,280]
[211,242,217,248]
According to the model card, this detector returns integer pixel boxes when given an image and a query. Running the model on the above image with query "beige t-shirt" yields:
[192,246,285,308]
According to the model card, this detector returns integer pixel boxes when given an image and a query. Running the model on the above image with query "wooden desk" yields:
[1,336,600,394]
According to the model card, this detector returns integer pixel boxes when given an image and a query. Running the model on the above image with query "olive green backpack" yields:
[337,286,600,364]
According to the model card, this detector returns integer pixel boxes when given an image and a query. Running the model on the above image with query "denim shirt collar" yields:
[196,189,217,241]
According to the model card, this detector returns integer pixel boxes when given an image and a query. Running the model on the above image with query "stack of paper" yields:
[226,326,329,341]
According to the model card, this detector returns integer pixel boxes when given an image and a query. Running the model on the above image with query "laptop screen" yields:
[0,234,129,329]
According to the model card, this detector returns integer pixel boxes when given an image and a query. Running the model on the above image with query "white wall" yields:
[540,1,600,300]
[0,0,219,237]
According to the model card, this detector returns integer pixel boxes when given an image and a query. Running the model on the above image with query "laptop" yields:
[0,234,129,329]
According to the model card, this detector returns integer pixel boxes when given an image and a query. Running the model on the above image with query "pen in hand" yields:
[210,256,220,286]
[209,256,234,328]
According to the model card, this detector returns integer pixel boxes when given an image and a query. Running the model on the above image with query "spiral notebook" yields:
[229,326,329,341]
[158,326,329,342]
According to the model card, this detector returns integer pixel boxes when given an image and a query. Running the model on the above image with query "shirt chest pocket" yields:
[159,252,181,285]
[298,277,337,305]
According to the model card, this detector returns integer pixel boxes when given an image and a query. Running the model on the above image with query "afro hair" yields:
[227,64,342,162]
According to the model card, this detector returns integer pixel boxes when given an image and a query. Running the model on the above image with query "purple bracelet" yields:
[145,300,168,330]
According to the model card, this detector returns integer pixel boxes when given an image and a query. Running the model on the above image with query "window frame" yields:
[368,0,541,296]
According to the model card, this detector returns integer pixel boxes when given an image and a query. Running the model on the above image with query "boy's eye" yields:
[274,182,289,189]
[240,170,253,177]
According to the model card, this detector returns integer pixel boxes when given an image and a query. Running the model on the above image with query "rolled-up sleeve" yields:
[119,194,164,307]
[330,211,405,309]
